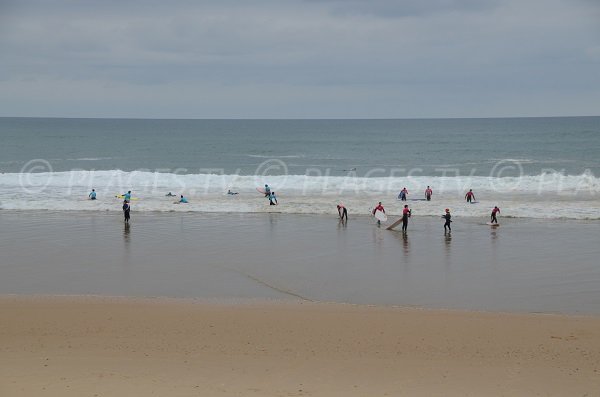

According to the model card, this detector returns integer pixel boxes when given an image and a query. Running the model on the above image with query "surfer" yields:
[425,186,433,201]
[165,192,175,197]
[398,187,409,201]
[89,189,96,200]
[491,206,500,224]
[122,200,130,223]
[269,191,278,205]
[179,195,188,203]
[264,184,271,198]
[123,190,132,203]
[465,189,476,203]
[227,190,238,195]
[337,204,348,221]
[401,204,411,233]
[442,208,452,232]
[372,202,385,225]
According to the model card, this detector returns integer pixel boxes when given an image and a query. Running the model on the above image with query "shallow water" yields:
[0,211,598,314]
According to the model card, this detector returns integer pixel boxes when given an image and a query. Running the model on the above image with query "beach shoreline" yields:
[1,295,599,396]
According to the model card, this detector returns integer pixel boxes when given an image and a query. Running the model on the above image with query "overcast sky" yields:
[0,0,599,118]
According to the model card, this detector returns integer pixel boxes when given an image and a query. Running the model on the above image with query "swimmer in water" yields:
[89,189,96,200]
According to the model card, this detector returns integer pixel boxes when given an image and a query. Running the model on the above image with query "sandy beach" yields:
[1,295,599,396]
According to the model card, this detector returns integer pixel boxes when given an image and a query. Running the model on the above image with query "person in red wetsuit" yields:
[337,203,348,221]
[491,206,500,224]
[372,202,385,225]
[398,187,409,201]
[425,186,433,201]
[465,189,476,203]
[401,204,412,233]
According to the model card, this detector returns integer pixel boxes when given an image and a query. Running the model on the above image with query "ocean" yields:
[0,117,599,219]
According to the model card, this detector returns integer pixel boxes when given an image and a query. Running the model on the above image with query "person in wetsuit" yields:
[402,204,411,232]
[122,200,130,223]
[465,189,475,203]
[372,202,385,225]
[443,208,452,232]
[398,187,408,201]
[269,191,278,205]
[89,189,96,200]
[264,184,271,198]
[337,204,348,221]
[425,186,432,201]
[491,206,500,224]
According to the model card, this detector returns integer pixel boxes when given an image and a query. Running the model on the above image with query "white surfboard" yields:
[486,222,500,226]
[374,210,388,222]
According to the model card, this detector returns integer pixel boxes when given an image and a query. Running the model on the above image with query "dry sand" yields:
[1,295,599,396]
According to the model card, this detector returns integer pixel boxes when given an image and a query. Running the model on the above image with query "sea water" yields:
[0,117,599,219]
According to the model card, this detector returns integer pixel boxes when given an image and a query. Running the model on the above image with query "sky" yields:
[0,0,599,119]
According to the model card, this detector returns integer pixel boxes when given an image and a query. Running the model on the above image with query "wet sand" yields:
[1,295,600,396]
[0,211,599,313]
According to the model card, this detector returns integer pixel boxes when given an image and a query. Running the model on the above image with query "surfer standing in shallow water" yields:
[122,200,130,223]
[443,208,452,232]
[401,204,411,233]
[465,189,476,203]
[337,204,348,222]
[373,202,385,225]
[425,186,432,201]
[491,206,500,224]
[398,187,408,201]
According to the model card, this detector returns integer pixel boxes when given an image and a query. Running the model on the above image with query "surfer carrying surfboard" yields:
[264,184,271,198]
[425,186,433,201]
[465,189,476,203]
[442,208,452,232]
[123,191,132,203]
[269,191,278,206]
[373,202,385,225]
[491,206,500,224]
[401,204,411,233]
[398,187,408,201]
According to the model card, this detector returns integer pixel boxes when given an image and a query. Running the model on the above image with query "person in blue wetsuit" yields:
[123,191,132,202]
[179,195,188,203]
[269,191,278,205]
[89,189,96,200]
[264,184,271,198]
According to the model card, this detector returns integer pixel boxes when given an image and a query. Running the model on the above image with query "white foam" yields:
[1,170,598,219]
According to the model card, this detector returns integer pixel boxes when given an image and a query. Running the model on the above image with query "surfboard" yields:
[386,218,403,230]
[486,222,500,226]
[374,210,387,223]
[115,195,139,201]
[256,187,267,195]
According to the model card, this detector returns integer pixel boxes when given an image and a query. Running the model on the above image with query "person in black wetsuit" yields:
[402,204,411,233]
[337,204,348,221]
[443,208,452,232]
[122,200,130,223]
